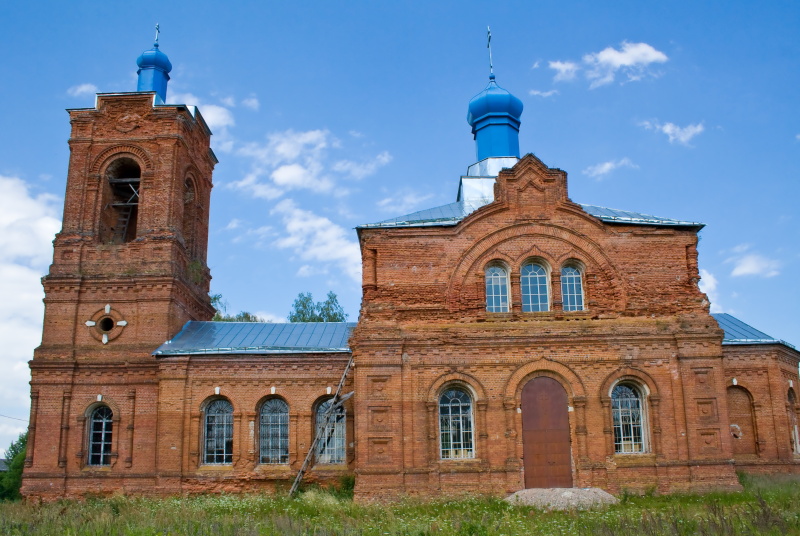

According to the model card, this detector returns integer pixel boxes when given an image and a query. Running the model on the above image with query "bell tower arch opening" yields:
[100,157,141,244]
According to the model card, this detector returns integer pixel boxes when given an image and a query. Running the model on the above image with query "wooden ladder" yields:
[289,354,354,496]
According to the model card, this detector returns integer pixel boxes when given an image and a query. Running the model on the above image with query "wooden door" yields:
[521,376,573,488]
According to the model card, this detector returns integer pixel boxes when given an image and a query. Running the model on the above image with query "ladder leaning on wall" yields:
[289,355,354,496]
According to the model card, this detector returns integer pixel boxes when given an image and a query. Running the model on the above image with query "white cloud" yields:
[220,96,236,107]
[640,120,704,146]
[698,268,724,313]
[0,176,62,454]
[241,96,260,111]
[796,134,800,141]
[549,60,579,82]
[170,91,236,151]
[730,254,781,278]
[67,83,98,97]
[232,129,337,197]
[531,60,541,69]
[272,162,333,192]
[377,191,434,214]
[583,41,668,88]
[253,311,287,323]
[223,219,242,231]
[529,89,559,98]
[333,151,393,180]
[271,199,361,283]
[582,157,638,179]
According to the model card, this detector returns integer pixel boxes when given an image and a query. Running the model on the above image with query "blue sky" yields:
[1,1,798,453]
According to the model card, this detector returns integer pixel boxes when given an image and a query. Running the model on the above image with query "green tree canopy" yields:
[210,294,269,322]
[288,291,348,322]
[1,432,27,501]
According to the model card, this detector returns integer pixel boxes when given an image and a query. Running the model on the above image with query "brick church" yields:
[22,40,800,500]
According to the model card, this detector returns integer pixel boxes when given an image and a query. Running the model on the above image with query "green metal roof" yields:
[712,313,795,349]
[153,321,356,356]
[358,200,703,229]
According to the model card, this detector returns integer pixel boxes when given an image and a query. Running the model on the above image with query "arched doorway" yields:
[521,376,572,488]
[727,385,758,457]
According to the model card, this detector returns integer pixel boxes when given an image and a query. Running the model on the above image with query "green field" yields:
[2,474,800,535]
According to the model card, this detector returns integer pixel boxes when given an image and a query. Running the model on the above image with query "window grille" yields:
[204,399,233,464]
[612,384,646,453]
[260,398,289,464]
[439,388,474,459]
[521,263,549,312]
[315,399,346,464]
[485,265,510,312]
[561,265,585,311]
[88,406,113,466]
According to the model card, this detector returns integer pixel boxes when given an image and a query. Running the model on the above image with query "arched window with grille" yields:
[204,399,233,464]
[485,265,510,312]
[611,383,647,453]
[521,262,549,312]
[259,398,289,464]
[561,264,585,311]
[87,406,113,466]
[439,387,474,459]
[315,398,346,464]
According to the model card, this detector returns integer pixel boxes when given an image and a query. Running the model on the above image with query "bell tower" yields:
[24,39,216,497]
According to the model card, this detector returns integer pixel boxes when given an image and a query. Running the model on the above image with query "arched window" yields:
[100,158,141,243]
[183,178,197,258]
[485,265,510,312]
[439,388,474,459]
[88,406,113,466]
[788,389,799,454]
[561,265,585,311]
[315,398,346,464]
[204,399,233,464]
[611,384,646,453]
[521,262,549,312]
[259,398,289,464]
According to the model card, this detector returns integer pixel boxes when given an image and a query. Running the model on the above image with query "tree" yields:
[210,294,269,322]
[288,291,348,322]
[0,432,27,501]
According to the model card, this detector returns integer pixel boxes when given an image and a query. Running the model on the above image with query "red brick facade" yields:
[22,93,800,500]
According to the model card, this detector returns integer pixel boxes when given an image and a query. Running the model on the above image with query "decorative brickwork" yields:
[21,93,800,501]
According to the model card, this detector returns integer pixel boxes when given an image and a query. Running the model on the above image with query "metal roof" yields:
[153,321,356,356]
[712,313,795,349]
[358,199,703,229]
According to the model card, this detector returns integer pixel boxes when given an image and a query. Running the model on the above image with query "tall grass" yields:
[2,474,799,535]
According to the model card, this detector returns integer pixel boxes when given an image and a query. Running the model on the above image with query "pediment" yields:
[494,154,570,219]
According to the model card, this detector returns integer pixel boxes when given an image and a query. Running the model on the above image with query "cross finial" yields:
[487,26,494,76]
[154,23,160,47]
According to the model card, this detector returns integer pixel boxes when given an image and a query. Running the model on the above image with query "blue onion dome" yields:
[467,74,523,130]
[136,43,172,73]
[467,74,524,161]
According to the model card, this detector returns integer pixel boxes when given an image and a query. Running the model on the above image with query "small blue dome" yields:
[136,44,172,73]
[466,74,524,161]
[136,43,172,103]
[467,74,523,128]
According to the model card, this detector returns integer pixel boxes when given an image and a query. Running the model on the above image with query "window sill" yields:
[196,464,234,472]
[613,453,656,467]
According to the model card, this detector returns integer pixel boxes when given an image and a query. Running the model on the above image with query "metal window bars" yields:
[290,355,354,495]
[612,384,644,453]
[204,399,233,464]
[88,406,113,466]
[439,389,474,459]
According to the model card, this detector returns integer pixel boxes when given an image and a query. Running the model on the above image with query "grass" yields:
[2,474,800,535]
